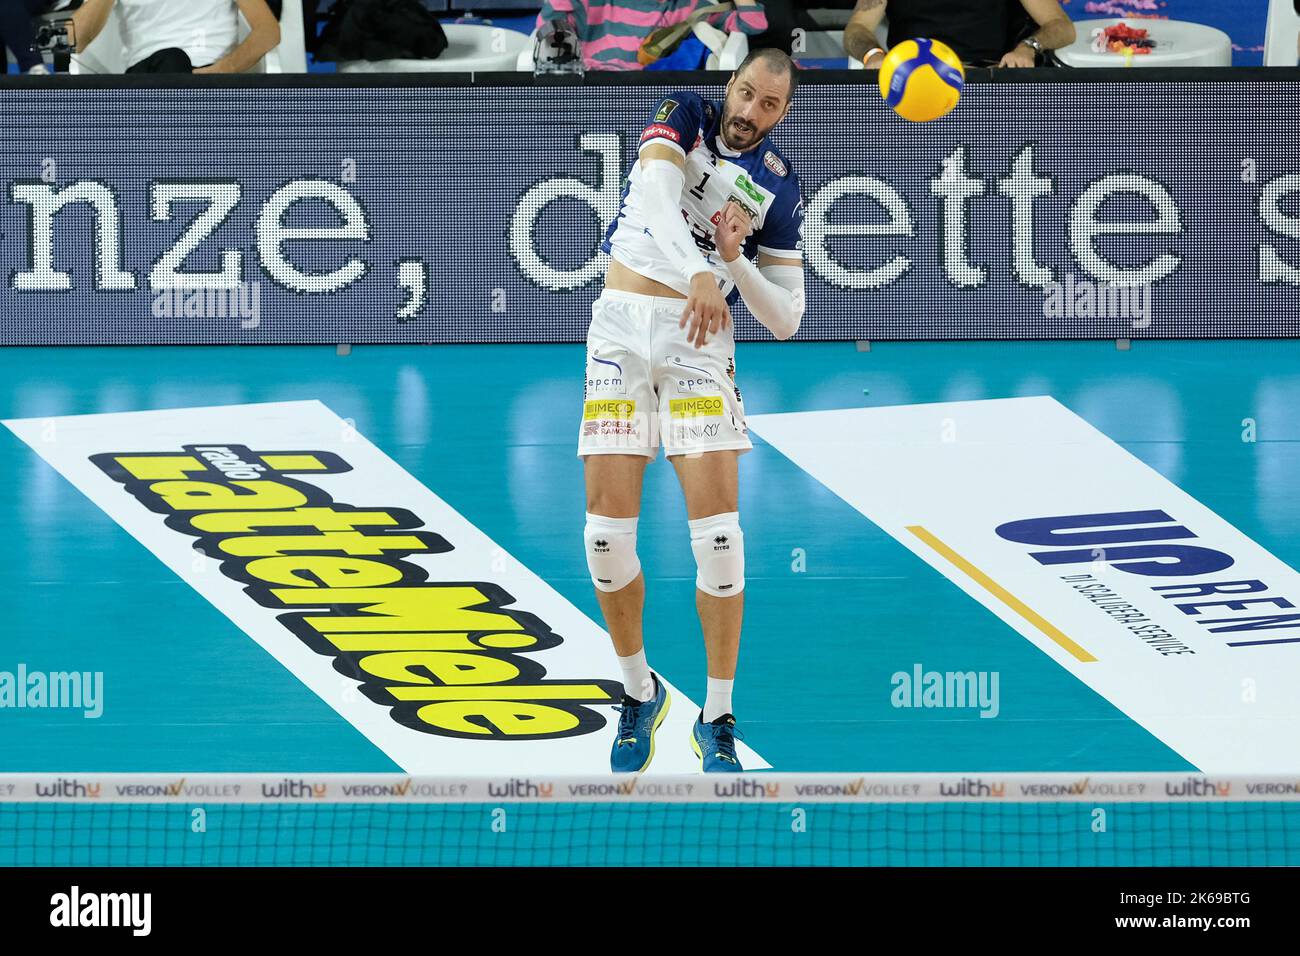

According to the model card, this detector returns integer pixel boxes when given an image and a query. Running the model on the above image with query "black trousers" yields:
[125,47,195,73]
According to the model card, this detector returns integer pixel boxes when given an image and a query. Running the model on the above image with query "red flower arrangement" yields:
[1104,21,1156,54]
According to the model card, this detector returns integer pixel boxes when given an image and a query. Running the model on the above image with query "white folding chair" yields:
[1264,0,1300,66]
[693,19,747,69]
[262,0,306,72]
[69,6,125,74]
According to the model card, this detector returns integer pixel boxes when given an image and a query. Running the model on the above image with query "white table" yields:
[1056,18,1233,67]
[338,23,529,73]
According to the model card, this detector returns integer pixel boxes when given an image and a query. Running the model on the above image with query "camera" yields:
[534,16,583,76]
[34,18,74,55]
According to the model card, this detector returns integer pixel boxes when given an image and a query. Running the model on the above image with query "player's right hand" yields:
[681,272,730,349]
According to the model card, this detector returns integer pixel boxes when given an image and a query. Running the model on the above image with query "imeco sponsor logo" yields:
[582,400,640,439]
[669,396,723,419]
[583,399,635,420]
[91,444,621,741]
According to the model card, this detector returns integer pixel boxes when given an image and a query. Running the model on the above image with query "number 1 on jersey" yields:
[689,171,712,201]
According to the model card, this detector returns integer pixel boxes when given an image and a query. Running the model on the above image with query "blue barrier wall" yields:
[1,71,1297,344]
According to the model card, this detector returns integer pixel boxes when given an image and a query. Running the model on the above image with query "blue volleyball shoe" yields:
[691,711,744,772]
[609,673,671,773]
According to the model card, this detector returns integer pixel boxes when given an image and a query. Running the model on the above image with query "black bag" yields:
[317,0,449,61]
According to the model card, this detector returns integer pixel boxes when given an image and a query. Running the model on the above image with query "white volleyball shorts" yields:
[577,288,752,460]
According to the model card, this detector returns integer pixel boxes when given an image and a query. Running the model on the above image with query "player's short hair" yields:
[734,47,800,102]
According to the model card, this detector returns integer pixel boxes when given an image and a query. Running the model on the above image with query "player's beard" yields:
[718,106,766,152]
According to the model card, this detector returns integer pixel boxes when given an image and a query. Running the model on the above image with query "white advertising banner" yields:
[5,401,768,774]
[750,396,1300,773]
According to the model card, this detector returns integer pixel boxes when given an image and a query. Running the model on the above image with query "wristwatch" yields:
[1021,35,1044,53]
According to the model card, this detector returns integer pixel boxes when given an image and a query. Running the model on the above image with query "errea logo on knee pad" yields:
[688,513,745,598]
[584,514,640,593]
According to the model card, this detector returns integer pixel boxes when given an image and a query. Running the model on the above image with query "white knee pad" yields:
[689,512,745,597]
[584,512,641,592]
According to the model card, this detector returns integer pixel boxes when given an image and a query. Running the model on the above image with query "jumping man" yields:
[577,48,806,773]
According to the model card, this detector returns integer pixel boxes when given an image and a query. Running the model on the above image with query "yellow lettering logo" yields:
[583,400,635,421]
[669,397,723,419]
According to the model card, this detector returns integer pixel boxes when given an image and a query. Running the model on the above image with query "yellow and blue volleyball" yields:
[878,38,965,123]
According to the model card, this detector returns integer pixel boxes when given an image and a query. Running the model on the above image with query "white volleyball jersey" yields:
[601,91,805,304]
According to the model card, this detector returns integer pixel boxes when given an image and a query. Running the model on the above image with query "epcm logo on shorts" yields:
[585,355,624,398]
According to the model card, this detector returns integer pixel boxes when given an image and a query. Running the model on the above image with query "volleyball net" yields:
[2,772,1297,867]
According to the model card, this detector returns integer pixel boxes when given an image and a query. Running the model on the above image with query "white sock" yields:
[703,677,734,722]
[617,648,655,702]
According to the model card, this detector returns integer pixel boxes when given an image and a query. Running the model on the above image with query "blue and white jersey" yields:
[601,90,804,303]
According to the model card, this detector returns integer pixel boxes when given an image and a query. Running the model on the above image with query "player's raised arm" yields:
[637,142,714,285]
[637,114,731,348]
